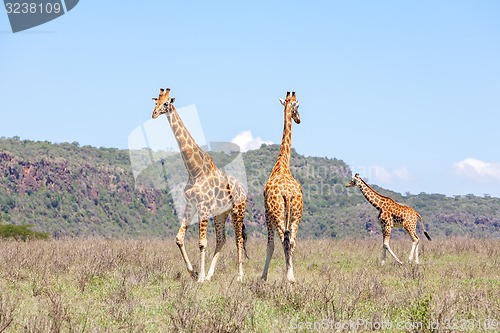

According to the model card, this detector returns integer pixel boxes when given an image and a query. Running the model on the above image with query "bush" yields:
[0,223,49,240]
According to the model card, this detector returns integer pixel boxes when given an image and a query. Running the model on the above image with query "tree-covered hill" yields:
[1,137,499,239]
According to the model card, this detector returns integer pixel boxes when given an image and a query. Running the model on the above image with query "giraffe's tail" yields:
[417,213,431,241]
[283,230,291,259]
[283,196,293,232]
[242,224,249,259]
[283,196,292,257]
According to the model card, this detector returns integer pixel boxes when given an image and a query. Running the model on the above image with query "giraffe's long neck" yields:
[166,107,214,178]
[357,178,387,210]
[271,105,293,176]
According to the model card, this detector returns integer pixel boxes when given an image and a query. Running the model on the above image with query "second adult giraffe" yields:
[346,173,431,265]
[152,87,247,282]
[262,91,303,283]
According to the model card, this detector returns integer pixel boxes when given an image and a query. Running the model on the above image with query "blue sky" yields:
[1,1,499,197]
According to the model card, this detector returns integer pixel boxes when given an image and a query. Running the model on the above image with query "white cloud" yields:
[370,165,412,184]
[231,130,272,152]
[453,158,500,182]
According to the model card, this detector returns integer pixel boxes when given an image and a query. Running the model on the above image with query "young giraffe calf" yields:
[346,173,431,265]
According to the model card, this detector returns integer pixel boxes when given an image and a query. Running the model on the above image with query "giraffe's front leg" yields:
[206,211,229,281]
[176,203,198,279]
[382,226,403,265]
[384,243,403,265]
[197,208,210,283]
[382,242,403,265]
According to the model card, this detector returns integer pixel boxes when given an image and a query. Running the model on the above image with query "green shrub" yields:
[0,223,49,240]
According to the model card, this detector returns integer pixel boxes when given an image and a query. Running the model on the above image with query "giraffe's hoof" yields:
[197,276,206,283]
[237,275,243,282]
[190,271,199,280]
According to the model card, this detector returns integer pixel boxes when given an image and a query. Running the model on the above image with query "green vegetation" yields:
[1,137,500,239]
[0,238,497,332]
[0,223,49,240]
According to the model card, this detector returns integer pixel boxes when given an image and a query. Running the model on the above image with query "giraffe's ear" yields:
[152,98,158,103]
[170,98,175,104]
[279,98,285,106]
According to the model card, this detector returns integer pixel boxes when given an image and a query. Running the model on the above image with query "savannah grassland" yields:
[0,237,498,332]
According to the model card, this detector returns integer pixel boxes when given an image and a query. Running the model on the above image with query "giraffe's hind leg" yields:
[206,210,229,281]
[231,200,246,282]
[285,195,303,283]
[261,211,276,281]
[406,228,420,264]
[410,237,420,264]
[288,195,303,256]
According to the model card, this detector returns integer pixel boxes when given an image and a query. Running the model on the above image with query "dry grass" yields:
[0,237,498,332]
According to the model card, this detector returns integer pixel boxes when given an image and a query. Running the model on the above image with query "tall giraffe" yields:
[346,173,431,265]
[261,91,303,283]
[152,87,247,282]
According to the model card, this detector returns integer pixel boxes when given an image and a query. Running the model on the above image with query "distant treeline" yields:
[0,138,499,238]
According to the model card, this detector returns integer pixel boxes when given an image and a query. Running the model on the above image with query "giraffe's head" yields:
[345,173,361,187]
[279,91,301,124]
[152,88,176,119]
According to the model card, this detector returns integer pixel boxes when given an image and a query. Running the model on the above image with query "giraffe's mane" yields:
[357,176,396,203]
